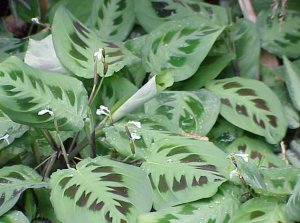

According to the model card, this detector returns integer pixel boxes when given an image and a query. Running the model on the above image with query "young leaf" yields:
[0,210,30,223]
[91,0,135,41]
[285,176,300,222]
[134,0,228,32]
[50,157,153,223]
[52,6,139,78]
[141,134,234,209]
[257,10,300,58]
[206,77,287,144]
[228,197,291,223]
[225,136,285,168]
[0,110,28,150]
[138,183,241,223]
[142,17,224,82]
[234,19,260,79]
[0,57,88,131]
[283,56,300,111]
[145,90,220,135]
[0,165,47,216]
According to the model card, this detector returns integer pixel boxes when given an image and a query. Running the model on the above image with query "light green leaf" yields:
[0,165,47,216]
[0,210,30,223]
[229,197,291,223]
[52,7,139,78]
[0,57,88,131]
[134,0,228,32]
[145,90,220,135]
[91,0,135,41]
[285,176,300,222]
[283,56,300,111]
[141,134,233,209]
[0,110,28,150]
[137,183,241,223]
[142,17,224,82]
[206,77,287,144]
[234,19,260,79]
[50,157,152,223]
[225,136,285,168]
[257,10,300,58]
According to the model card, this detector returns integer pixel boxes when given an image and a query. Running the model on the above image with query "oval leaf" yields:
[0,57,88,131]
[206,77,287,144]
[144,90,220,135]
[50,157,153,223]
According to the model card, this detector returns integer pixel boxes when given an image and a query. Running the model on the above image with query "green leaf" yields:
[0,165,47,216]
[142,17,224,82]
[0,110,28,150]
[137,183,241,223]
[234,19,260,79]
[257,10,300,58]
[206,77,287,144]
[134,0,228,32]
[283,56,300,111]
[0,210,30,223]
[50,157,152,223]
[145,90,220,135]
[91,0,135,41]
[52,7,139,78]
[287,140,300,167]
[0,57,88,131]
[228,197,291,223]
[225,136,285,168]
[285,176,300,222]
[141,134,233,209]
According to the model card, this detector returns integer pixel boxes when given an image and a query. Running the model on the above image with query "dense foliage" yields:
[0,0,300,222]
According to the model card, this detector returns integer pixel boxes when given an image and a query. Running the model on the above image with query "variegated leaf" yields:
[91,0,135,41]
[142,17,224,82]
[52,7,139,78]
[257,10,300,58]
[0,57,88,131]
[144,90,220,135]
[0,165,47,216]
[134,0,228,32]
[50,157,152,223]
[206,77,287,144]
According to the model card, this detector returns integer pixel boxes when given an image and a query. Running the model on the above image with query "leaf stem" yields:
[53,118,69,167]
[40,129,59,152]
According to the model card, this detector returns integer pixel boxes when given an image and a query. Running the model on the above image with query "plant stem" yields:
[31,141,41,168]
[43,153,57,179]
[40,129,59,152]
[53,118,69,167]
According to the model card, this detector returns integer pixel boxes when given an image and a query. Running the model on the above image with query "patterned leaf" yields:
[144,90,220,135]
[134,0,228,32]
[0,210,30,223]
[257,10,300,58]
[138,183,241,223]
[0,110,28,150]
[228,197,291,223]
[285,176,300,222]
[52,7,139,78]
[0,57,88,131]
[142,17,224,82]
[206,77,287,144]
[91,0,135,41]
[141,134,233,209]
[225,136,285,168]
[283,56,300,111]
[0,165,47,216]
[50,157,152,223]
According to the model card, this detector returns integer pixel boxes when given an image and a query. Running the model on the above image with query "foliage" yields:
[0,0,300,223]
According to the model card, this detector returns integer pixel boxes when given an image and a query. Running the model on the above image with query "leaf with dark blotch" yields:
[89,200,104,211]
[100,173,122,182]
[76,191,91,207]
[107,186,128,198]
[172,176,188,191]
[64,184,80,199]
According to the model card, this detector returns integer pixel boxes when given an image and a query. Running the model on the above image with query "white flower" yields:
[38,108,54,116]
[94,48,104,61]
[31,17,40,24]
[130,132,141,141]
[128,120,142,128]
[229,168,239,179]
[96,105,110,116]
[0,134,9,144]
[235,153,249,162]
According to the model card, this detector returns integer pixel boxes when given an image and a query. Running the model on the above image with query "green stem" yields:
[40,129,59,152]
[53,118,69,167]
[31,141,41,168]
